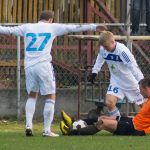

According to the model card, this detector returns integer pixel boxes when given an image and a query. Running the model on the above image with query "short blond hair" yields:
[99,31,115,45]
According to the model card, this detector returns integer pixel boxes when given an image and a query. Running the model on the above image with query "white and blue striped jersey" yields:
[0,22,96,68]
[92,42,144,90]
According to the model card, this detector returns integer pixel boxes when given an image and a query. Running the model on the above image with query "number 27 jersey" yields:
[0,22,96,68]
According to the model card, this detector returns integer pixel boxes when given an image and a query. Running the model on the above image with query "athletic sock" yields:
[43,99,55,133]
[25,98,36,129]
[108,107,120,117]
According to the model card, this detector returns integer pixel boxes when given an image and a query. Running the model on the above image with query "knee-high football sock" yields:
[108,107,120,117]
[25,98,36,129]
[43,99,55,133]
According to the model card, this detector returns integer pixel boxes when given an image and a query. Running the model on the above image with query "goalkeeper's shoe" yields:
[60,121,69,135]
[25,127,33,136]
[43,131,59,137]
[61,111,73,127]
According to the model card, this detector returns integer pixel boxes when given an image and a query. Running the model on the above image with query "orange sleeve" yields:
[144,127,150,134]
[133,98,150,133]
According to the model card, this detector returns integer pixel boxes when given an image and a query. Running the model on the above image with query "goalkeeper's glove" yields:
[88,73,97,84]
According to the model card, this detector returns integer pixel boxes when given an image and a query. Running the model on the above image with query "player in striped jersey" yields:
[0,11,98,137]
[90,31,144,117]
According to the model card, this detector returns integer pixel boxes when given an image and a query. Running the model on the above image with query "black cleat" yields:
[25,128,33,136]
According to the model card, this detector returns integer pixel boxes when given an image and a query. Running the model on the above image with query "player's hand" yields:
[88,73,97,84]
[98,116,106,121]
[96,25,108,32]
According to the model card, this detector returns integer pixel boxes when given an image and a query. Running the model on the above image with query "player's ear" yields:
[48,19,53,23]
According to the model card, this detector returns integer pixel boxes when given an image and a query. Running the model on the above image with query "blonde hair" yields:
[99,31,115,45]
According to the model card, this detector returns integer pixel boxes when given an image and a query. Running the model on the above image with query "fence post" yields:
[126,0,132,116]
[126,0,132,50]
[86,0,93,66]
[17,36,21,119]
[77,39,82,119]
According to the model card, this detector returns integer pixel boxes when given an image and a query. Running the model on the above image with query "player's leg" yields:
[96,118,118,133]
[61,117,117,136]
[106,84,124,117]
[25,67,39,136]
[61,110,98,127]
[97,117,137,135]
[25,92,38,136]
[38,62,59,137]
[60,120,70,135]
[60,120,97,136]
[124,88,144,109]
[61,110,73,127]
[43,94,59,137]
[66,124,100,136]
[106,94,121,117]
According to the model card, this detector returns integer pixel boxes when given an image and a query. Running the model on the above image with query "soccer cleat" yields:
[61,111,73,127]
[43,131,59,137]
[60,121,69,135]
[25,127,33,136]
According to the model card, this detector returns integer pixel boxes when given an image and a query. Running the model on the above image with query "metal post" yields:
[126,0,132,50]
[126,0,131,116]
[87,0,92,23]
[77,39,82,119]
[17,36,21,119]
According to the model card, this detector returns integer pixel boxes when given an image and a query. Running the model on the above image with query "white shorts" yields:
[25,61,56,95]
[107,84,144,105]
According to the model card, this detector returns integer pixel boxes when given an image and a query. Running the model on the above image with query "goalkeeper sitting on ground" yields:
[60,78,150,136]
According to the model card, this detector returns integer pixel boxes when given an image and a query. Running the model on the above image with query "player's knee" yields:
[95,120,103,130]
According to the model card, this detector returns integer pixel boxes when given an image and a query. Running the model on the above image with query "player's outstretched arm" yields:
[53,23,97,36]
[0,25,25,36]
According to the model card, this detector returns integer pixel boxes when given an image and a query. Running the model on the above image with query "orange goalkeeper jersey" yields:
[133,97,150,134]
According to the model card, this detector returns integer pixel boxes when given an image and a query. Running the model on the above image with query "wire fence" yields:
[0,25,150,118]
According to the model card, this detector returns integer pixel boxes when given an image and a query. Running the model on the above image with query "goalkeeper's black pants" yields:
[69,124,99,136]
[68,118,98,136]
[83,118,98,125]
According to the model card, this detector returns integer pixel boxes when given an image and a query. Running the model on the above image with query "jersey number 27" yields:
[26,33,51,51]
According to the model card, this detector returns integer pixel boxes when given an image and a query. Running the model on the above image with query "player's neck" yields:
[110,42,116,53]
[38,20,52,23]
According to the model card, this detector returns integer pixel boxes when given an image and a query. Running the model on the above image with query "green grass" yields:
[0,121,150,150]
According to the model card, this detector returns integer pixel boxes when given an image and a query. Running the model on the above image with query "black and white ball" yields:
[72,120,87,130]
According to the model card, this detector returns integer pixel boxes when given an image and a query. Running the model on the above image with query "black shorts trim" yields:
[114,117,145,136]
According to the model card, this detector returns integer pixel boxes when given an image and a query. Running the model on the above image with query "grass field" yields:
[0,120,150,150]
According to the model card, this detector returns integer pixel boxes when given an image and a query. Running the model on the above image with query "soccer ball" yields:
[72,120,87,130]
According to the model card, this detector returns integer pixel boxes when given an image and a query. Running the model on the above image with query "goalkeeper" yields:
[89,31,144,117]
[60,78,150,136]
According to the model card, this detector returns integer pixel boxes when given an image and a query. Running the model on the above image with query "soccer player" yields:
[60,78,150,136]
[89,31,144,117]
[0,11,99,137]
